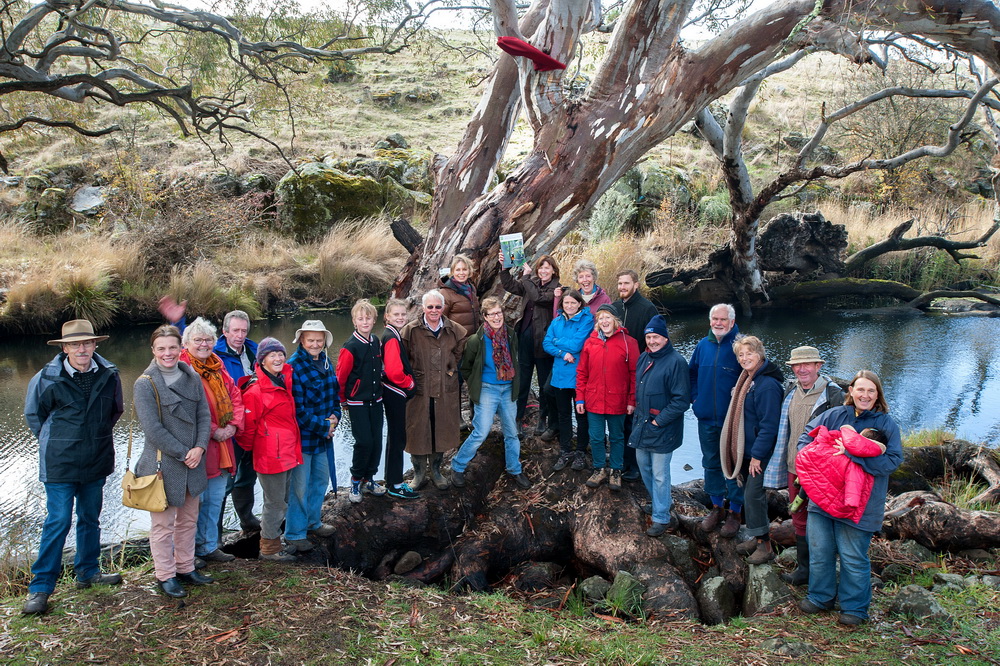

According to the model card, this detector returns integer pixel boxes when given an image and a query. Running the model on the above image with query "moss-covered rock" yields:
[326,147,436,194]
[18,187,70,232]
[276,163,384,240]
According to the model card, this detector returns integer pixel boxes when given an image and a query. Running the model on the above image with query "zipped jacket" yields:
[237,364,303,474]
[575,327,638,415]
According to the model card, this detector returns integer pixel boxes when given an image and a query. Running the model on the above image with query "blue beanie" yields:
[256,337,286,362]
[643,315,669,339]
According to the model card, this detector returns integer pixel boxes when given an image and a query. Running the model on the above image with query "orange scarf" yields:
[183,351,234,427]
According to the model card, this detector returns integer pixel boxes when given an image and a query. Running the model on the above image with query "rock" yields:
[886,584,952,624]
[776,546,797,566]
[641,165,692,210]
[404,89,440,104]
[243,173,276,192]
[1,176,22,187]
[207,171,243,197]
[394,551,423,575]
[782,132,809,150]
[661,534,700,586]
[966,167,995,199]
[632,563,700,619]
[377,133,410,150]
[957,548,993,562]
[742,563,793,616]
[579,575,611,602]
[70,186,105,215]
[758,211,849,275]
[932,572,970,589]
[761,637,821,657]
[697,576,737,625]
[275,163,384,240]
[382,178,432,218]
[880,562,913,583]
[605,570,645,617]
[512,561,561,593]
[979,575,1000,590]
[897,540,937,562]
[24,174,52,191]
[371,90,401,107]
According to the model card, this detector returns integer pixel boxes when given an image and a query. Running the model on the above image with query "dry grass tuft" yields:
[169,262,263,322]
[314,218,407,301]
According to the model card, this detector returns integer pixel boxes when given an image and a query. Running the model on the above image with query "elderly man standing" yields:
[401,290,467,490]
[763,345,845,585]
[22,320,124,615]
[689,303,743,538]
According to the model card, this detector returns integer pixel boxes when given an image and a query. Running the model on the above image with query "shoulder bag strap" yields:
[126,374,162,473]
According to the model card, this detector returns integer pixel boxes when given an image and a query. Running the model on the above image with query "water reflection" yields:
[1,309,998,544]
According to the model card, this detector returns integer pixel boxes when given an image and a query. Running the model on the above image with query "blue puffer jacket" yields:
[628,342,691,454]
[689,324,741,426]
[799,405,903,533]
[543,307,594,389]
[25,352,124,483]
[214,336,258,383]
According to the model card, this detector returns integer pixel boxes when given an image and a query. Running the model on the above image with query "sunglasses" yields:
[425,304,443,309]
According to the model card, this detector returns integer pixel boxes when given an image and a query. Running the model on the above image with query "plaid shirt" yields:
[288,347,341,455]
[763,375,843,489]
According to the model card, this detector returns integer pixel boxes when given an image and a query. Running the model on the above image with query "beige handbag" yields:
[121,375,168,512]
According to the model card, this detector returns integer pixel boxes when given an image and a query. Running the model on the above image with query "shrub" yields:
[588,188,635,242]
[697,190,732,226]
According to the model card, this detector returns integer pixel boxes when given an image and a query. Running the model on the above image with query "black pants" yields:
[382,390,407,487]
[348,401,384,480]
[547,384,588,453]
[623,413,637,471]
[516,328,554,427]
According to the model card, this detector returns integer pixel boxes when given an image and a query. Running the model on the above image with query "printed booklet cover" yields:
[500,233,526,269]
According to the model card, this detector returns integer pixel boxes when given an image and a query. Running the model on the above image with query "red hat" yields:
[496,36,567,72]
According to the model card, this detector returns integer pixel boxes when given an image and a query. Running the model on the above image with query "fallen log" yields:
[882,491,1000,550]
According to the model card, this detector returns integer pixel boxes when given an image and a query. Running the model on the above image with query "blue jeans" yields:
[588,413,625,470]
[285,449,331,540]
[698,420,743,507]
[453,382,522,475]
[29,479,105,594]
[195,472,229,556]
[806,511,874,619]
[636,449,673,524]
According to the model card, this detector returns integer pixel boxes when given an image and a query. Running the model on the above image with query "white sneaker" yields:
[364,480,387,496]
[349,482,363,504]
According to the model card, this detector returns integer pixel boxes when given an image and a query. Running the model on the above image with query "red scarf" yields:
[485,324,515,381]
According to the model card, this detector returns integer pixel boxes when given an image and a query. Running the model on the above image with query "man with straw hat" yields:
[22,319,124,615]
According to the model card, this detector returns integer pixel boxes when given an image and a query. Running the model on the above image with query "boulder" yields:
[979,575,1000,590]
[394,551,423,575]
[742,563,793,616]
[631,563,700,619]
[207,171,243,197]
[887,584,952,624]
[18,187,69,232]
[957,548,993,562]
[579,575,611,602]
[71,186,105,216]
[605,570,645,617]
[511,561,561,593]
[896,540,937,563]
[372,91,401,107]
[931,572,970,593]
[660,534,700,586]
[696,576,737,625]
[642,165,693,210]
[378,133,409,150]
[243,173,276,192]
[275,163,384,240]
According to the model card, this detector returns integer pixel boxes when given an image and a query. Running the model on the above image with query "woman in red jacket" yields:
[237,337,302,562]
[575,303,638,491]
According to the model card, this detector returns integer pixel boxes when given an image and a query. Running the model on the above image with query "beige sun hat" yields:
[786,345,824,365]
[48,319,109,346]
[293,320,333,348]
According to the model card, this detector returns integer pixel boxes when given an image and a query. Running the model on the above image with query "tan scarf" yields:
[181,350,234,427]
[720,361,762,484]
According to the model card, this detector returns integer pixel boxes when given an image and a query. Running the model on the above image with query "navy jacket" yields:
[738,359,785,462]
[800,405,903,533]
[689,324,741,427]
[628,342,691,454]
[25,352,124,483]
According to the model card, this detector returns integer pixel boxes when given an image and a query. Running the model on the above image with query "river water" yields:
[1,309,998,544]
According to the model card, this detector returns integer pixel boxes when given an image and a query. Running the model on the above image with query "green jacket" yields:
[461,325,520,404]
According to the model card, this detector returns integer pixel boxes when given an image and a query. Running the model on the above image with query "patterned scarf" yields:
[181,350,234,427]
[449,278,475,302]
[720,360,762,484]
[484,323,515,381]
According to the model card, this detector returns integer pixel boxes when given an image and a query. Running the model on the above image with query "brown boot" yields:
[735,537,758,556]
[746,539,775,565]
[719,510,742,538]
[699,505,725,532]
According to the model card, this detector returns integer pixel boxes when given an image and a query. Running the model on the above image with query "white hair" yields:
[709,303,736,321]
[223,310,250,332]
[422,289,445,307]
[181,316,218,345]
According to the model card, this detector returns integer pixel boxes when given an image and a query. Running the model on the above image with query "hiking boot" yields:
[451,470,466,487]
[736,537,758,556]
[176,570,215,585]
[240,516,262,533]
[387,483,420,499]
[364,480,388,496]
[349,479,363,503]
[798,598,829,614]
[553,452,573,471]
[259,549,297,563]
[194,557,207,570]
[608,469,622,491]
[309,523,337,537]
[838,613,865,626]
[646,522,667,537]
[76,572,122,588]
[585,468,608,488]
[22,593,49,615]
[642,502,653,515]
[200,548,235,563]
[540,428,558,442]
[781,535,809,586]
[411,455,430,490]
[157,578,187,598]
[288,538,314,553]
[745,540,775,565]
[621,468,640,482]
[699,506,725,532]
[510,473,531,489]
[719,510,742,538]
[571,451,587,471]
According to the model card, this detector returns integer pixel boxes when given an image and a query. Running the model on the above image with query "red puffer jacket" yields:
[236,364,302,474]
[575,327,638,415]
[795,425,884,524]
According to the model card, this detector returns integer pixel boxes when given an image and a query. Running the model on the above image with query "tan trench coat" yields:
[400,316,467,455]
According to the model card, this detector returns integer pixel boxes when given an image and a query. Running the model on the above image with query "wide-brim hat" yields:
[293,320,333,348]
[786,345,824,365]
[48,319,109,346]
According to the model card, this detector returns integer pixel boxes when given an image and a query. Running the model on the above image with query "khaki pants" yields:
[258,470,292,541]
[150,492,200,581]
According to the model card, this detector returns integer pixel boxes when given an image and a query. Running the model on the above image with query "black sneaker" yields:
[387,483,420,499]
[571,451,587,471]
[76,572,123,588]
[553,452,573,471]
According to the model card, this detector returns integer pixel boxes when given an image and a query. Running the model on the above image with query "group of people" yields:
[21,254,902,627]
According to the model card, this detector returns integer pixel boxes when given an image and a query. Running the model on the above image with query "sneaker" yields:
[200,548,236,563]
[510,472,531,489]
[553,452,573,471]
[364,480,388,496]
[585,468,608,488]
[349,480,363,504]
[308,523,337,537]
[571,451,587,471]
[288,538,314,553]
[387,483,420,499]
[608,469,622,491]
[646,522,668,537]
[540,428,558,442]
[76,572,123,588]
[22,593,49,615]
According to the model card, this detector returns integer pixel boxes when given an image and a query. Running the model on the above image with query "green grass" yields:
[903,428,956,448]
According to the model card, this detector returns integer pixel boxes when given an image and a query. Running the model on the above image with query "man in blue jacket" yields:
[22,320,124,615]
[629,315,690,536]
[689,303,743,537]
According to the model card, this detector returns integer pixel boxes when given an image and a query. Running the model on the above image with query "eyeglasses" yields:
[65,341,96,350]
[485,312,504,318]
[191,338,214,346]
[425,304,443,310]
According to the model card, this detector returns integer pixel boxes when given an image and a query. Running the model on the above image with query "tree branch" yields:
[844,220,1000,275]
